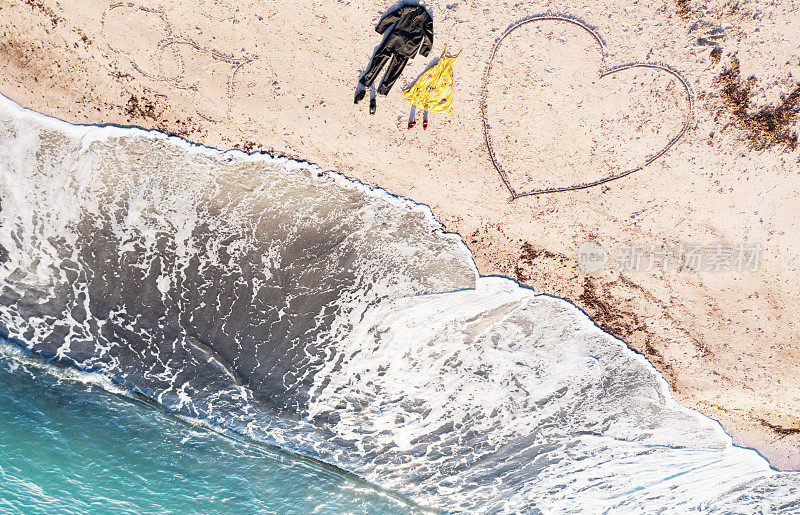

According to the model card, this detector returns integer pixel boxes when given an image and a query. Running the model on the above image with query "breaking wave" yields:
[0,94,797,512]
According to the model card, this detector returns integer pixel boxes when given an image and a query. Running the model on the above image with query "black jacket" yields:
[375,5,434,59]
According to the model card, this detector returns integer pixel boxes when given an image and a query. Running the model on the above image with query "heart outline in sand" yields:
[480,15,694,198]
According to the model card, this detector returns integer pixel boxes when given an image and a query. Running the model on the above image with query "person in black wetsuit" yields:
[355,3,433,114]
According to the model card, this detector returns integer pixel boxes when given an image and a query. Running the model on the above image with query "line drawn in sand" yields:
[103,2,276,123]
[481,15,695,198]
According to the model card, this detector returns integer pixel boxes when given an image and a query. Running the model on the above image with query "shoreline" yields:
[1,0,799,469]
[0,88,789,474]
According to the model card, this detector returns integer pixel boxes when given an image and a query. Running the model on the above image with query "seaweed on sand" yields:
[716,57,800,150]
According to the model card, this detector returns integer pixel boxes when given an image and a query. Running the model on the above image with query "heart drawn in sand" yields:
[481,16,693,198]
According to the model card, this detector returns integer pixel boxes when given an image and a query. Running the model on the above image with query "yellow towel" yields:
[402,48,459,114]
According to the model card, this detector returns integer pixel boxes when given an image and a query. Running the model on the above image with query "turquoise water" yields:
[2,94,799,512]
[0,344,421,515]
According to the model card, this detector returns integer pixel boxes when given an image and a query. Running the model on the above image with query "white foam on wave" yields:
[304,276,789,511]
[0,338,131,397]
[0,92,797,513]
[0,92,475,278]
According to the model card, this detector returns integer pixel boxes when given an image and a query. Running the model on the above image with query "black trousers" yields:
[359,46,409,95]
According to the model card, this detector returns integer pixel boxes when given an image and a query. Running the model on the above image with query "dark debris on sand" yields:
[716,57,800,151]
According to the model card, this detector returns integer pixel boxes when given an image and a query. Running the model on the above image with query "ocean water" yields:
[0,343,420,514]
[0,92,798,513]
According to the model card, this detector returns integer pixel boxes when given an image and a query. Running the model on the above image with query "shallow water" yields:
[0,93,798,512]
[0,343,421,514]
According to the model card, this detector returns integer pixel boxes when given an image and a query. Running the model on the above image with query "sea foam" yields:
[0,93,797,512]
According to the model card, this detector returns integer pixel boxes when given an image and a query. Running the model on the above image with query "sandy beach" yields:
[1,0,798,471]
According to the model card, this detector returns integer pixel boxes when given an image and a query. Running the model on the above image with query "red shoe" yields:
[408,120,416,129]
[423,120,428,130]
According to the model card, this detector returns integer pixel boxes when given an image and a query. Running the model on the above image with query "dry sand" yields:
[1,0,799,468]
